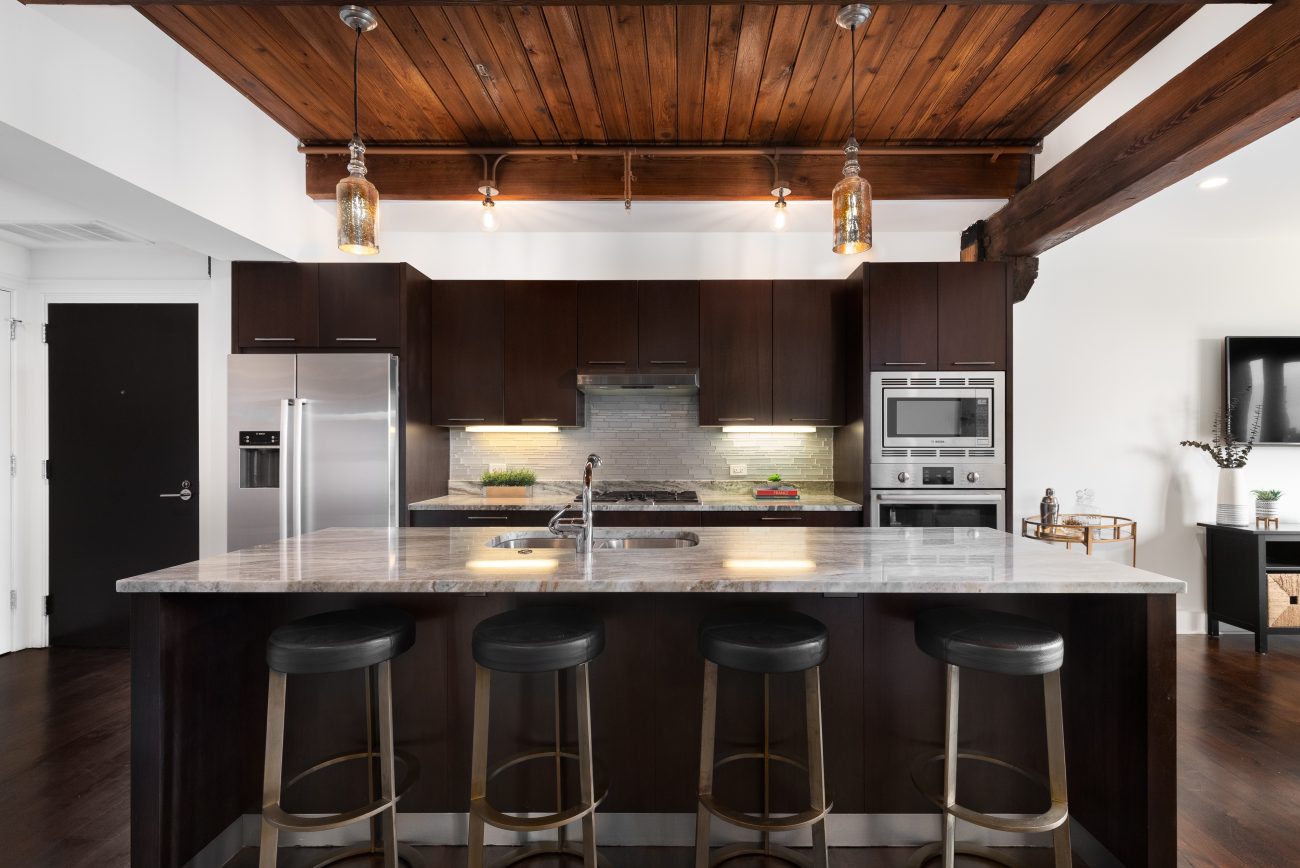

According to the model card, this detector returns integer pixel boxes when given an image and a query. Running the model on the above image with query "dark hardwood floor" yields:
[2,636,1297,867]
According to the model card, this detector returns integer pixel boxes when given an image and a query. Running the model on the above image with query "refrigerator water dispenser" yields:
[238,431,280,489]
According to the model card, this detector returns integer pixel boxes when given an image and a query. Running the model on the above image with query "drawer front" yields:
[700,511,861,527]
[1268,573,1300,628]
[593,511,702,528]
[410,510,554,528]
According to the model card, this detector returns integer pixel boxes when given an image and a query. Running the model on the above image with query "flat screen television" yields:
[1225,336,1300,445]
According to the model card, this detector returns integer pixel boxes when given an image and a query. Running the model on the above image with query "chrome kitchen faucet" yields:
[548,453,603,556]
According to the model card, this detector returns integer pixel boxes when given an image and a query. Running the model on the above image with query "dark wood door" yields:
[505,281,582,426]
[699,280,772,425]
[318,263,402,348]
[937,262,1008,371]
[578,281,638,372]
[773,279,844,426]
[233,261,318,350]
[638,280,700,370]
[430,282,505,425]
[868,263,937,370]
[47,304,199,647]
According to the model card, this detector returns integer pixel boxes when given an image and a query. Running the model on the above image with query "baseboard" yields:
[184,812,1091,868]
[1177,610,1249,635]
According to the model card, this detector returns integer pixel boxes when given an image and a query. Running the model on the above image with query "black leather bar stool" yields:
[259,608,421,868]
[469,605,608,868]
[695,608,831,868]
[909,607,1071,868]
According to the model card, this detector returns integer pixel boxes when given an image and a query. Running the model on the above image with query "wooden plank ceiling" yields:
[140,2,1200,199]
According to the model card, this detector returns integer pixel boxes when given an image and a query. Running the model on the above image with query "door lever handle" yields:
[160,481,193,501]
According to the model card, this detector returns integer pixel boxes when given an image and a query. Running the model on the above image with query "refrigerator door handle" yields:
[293,399,307,538]
[279,398,293,540]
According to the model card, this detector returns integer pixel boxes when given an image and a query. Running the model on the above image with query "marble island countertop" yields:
[116,526,1185,595]
[409,492,862,512]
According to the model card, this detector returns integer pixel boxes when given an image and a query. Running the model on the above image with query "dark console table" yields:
[1200,522,1300,653]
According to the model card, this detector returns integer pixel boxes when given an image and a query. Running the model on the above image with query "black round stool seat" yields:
[698,608,829,674]
[473,605,605,674]
[915,607,1064,677]
[267,608,416,675]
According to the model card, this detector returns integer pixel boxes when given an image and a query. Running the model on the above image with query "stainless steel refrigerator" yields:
[227,354,399,551]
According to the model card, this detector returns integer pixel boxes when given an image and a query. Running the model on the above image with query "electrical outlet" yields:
[489,463,507,474]
[730,464,747,477]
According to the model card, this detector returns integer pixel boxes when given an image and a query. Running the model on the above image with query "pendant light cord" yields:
[352,25,361,141]
[849,23,857,142]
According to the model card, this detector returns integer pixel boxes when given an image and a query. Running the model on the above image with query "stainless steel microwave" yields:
[869,371,1005,462]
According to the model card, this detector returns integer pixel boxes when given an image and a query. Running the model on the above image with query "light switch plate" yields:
[730,464,747,477]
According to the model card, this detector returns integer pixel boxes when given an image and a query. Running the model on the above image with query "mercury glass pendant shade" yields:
[831,137,872,255]
[337,136,379,255]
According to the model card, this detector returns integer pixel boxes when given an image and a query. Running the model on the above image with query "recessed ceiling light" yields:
[1198,177,1229,190]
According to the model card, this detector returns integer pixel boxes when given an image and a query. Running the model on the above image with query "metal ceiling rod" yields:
[298,143,1040,158]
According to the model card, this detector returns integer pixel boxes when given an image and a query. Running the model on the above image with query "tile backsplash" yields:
[449,394,833,482]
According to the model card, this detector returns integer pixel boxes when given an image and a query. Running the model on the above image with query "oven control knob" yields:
[967,471,981,483]
[897,471,911,483]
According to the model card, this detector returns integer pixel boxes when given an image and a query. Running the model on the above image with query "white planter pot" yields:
[1257,500,1280,518]
[1216,468,1253,526]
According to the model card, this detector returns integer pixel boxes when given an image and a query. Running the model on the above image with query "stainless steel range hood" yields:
[577,371,699,395]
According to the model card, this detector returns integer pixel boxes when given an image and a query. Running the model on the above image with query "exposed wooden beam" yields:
[304,151,1032,200]
[981,0,1300,259]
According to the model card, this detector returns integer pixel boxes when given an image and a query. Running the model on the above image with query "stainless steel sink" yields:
[486,532,699,551]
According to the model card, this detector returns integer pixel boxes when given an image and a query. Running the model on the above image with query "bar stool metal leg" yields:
[469,664,491,868]
[377,661,400,868]
[694,661,718,868]
[259,670,287,868]
[576,662,598,868]
[943,664,959,868]
[1044,670,1072,868]
[804,667,829,868]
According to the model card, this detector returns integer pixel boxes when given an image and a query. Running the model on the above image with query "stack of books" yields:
[753,486,800,500]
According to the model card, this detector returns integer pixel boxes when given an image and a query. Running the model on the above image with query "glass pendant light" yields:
[832,5,873,255]
[336,6,380,256]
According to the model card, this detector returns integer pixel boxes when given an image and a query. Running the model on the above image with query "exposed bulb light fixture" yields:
[1198,176,1229,190]
[336,5,380,256]
[771,160,791,232]
[832,5,873,255]
[479,181,499,232]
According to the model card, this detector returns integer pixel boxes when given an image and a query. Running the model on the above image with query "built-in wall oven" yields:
[869,371,1006,530]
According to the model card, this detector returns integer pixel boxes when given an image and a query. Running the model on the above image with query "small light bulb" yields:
[772,205,787,232]
[480,199,497,232]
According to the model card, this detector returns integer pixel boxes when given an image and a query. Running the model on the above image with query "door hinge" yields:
[8,590,15,611]
[7,318,19,341]
[42,323,48,343]
[44,596,51,616]
[8,454,14,478]
[42,459,49,481]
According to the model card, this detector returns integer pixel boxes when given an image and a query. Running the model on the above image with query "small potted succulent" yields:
[1252,489,1283,521]
[480,468,537,499]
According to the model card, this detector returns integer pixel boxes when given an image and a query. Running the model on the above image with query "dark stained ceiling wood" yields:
[981,0,1300,257]
[137,2,1201,199]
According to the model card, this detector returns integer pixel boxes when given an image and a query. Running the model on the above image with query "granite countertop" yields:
[116,526,1185,595]
[408,492,862,513]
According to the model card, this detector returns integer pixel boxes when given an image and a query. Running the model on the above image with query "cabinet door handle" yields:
[952,361,996,366]
[466,515,506,521]
[520,418,558,423]
[447,418,486,423]
[883,361,925,366]
[586,360,626,365]
[335,337,378,342]
[649,360,689,365]
[761,516,802,522]
[253,337,296,342]
[717,417,755,422]
[790,418,829,422]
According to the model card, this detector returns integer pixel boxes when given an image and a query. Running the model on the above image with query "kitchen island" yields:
[120,526,1182,868]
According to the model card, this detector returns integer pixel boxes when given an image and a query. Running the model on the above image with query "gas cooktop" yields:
[574,489,701,504]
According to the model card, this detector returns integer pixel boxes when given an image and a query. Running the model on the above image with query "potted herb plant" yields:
[1252,489,1283,521]
[1180,398,1260,527]
[480,468,537,499]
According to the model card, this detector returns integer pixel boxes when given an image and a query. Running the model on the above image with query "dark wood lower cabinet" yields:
[410,510,554,528]
[701,511,861,527]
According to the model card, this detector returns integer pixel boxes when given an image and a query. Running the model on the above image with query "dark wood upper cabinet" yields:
[773,280,845,426]
[638,281,700,370]
[505,282,583,426]
[430,282,505,425]
[318,264,402,348]
[936,262,1008,371]
[868,263,938,370]
[233,262,319,349]
[578,281,638,372]
[699,281,772,426]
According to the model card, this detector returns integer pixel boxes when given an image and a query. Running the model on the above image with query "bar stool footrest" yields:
[700,750,832,832]
[708,841,818,868]
[910,750,1069,834]
[264,749,420,832]
[472,748,609,833]
[293,841,426,868]
[484,840,613,868]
